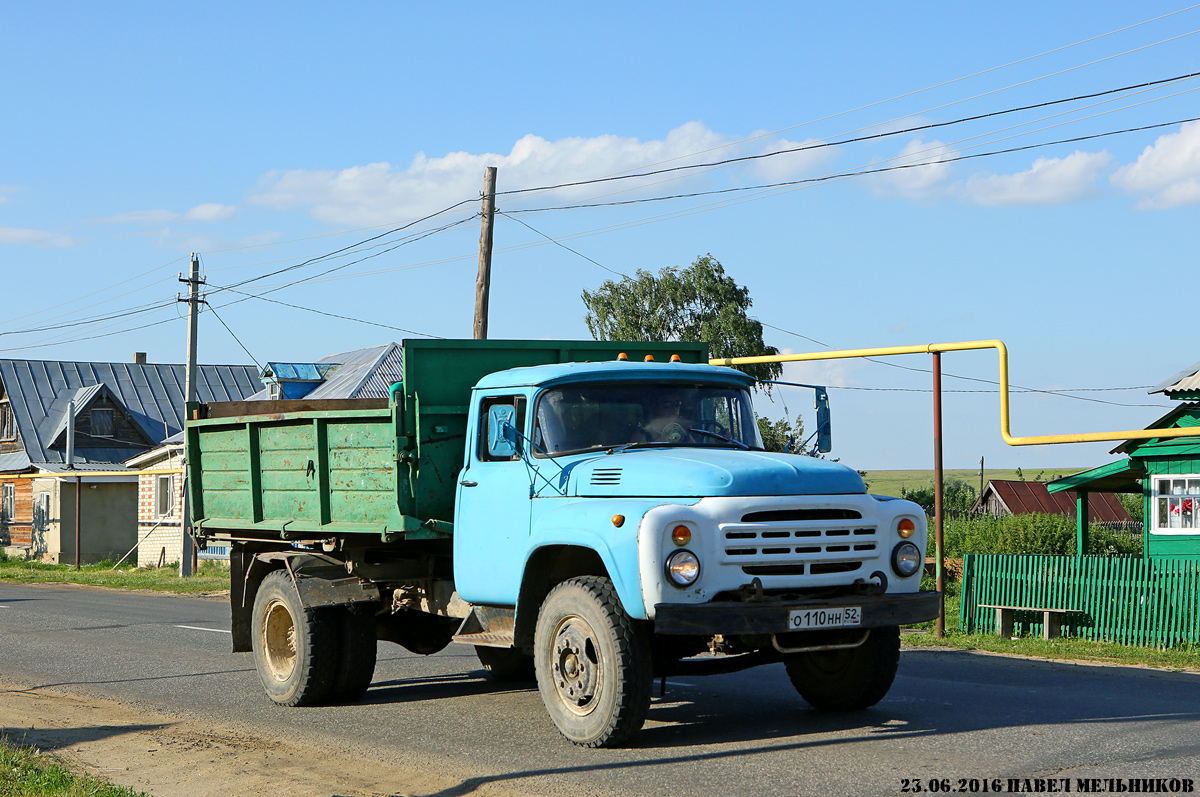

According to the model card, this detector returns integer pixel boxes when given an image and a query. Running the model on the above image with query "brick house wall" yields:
[135,449,185,568]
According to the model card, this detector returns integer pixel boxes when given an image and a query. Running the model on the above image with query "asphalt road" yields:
[2,582,1199,796]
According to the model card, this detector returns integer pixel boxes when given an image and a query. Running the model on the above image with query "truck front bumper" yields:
[653,590,941,635]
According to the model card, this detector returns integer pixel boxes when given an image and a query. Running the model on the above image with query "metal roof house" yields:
[973,480,1130,522]
[0,356,259,562]
[249,342,404,401]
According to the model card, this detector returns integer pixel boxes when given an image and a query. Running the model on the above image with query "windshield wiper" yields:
[688,428,750,449]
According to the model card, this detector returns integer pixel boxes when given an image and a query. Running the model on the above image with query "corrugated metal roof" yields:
[1151,360,1200,396]
[264,362,325,381]
[978,480,1131,522]
[0,359,260,469]
[311,343,402,399]
[244,343,403,401]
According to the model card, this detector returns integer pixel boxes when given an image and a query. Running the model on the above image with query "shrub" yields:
[939,513,1142,556]
[901,478,977,515]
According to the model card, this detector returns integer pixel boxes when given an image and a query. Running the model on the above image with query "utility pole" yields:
[179,253,204,577]
[473,166,497,339]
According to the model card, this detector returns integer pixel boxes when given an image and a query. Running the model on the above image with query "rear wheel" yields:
[475,646,535,682]
[329,604,377,702]
[784,625,900,711]
[534,577,652,748]
[251,570,338,706]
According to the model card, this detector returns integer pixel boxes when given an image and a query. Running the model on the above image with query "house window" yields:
[91,408,114,437]
[1152,476,1200,532]
[33,493,50,531]
[0,401,15,441]
[155,474,174,517]
[1,484,13,522]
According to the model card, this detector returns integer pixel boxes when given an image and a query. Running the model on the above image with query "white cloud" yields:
[0,225,73,247]
[870,139,958,199]
[249,122,770,226]
[960,150,1112,206]
[184,203,236,221]
[100,203,236,225]
[1111,121,1200,209]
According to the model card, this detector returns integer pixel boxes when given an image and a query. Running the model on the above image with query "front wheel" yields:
[784,625,901,711]
[534,577,652,748]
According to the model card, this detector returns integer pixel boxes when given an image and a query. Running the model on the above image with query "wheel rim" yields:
[262,598,298,682]
[550,614,602,716]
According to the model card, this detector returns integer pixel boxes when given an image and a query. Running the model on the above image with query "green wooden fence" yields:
[960,554,1200,647]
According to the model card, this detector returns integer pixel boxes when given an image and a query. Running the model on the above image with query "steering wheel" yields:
[690,419,729,436]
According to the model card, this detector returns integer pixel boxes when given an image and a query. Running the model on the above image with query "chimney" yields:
[133,352,147,364]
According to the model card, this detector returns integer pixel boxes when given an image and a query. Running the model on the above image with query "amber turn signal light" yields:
[612,514,625,527]
[898,518,916,538]
[671,524,691,546]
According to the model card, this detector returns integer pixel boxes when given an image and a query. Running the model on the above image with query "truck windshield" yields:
[532,382,763,456]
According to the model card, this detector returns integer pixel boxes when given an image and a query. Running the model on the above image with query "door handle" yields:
[459,480,478,487]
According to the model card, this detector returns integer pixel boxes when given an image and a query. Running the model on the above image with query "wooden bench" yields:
[978,604,1084,640]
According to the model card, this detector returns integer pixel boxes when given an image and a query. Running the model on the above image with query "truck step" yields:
[452,630,515,648]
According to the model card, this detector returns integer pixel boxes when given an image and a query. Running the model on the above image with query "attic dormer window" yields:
[91,408,114,437]
[0,401,15,441]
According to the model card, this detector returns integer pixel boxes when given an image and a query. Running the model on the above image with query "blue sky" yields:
[3,2,1199,473]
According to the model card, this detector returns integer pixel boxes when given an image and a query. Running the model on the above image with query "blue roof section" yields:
[264,362,326,381]
[0,359,260,469]
[472,360,754,391]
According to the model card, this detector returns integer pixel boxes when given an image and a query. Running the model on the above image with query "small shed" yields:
[974,479,1130,522]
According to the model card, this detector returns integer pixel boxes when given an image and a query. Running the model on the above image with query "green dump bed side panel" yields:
[189,407,395,537]
[188,339,710,537]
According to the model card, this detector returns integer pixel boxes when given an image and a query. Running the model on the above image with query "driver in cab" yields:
[638,389,694,444]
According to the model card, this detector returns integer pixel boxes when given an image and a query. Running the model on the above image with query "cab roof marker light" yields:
[617,352,628,361]
[670,354,681,362]
[644,355,655,362]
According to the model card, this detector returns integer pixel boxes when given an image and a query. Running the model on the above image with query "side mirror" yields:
[814,387,832,454]
[487,404,519,458]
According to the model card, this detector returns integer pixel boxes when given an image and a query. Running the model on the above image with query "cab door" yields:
[453,394,532,606]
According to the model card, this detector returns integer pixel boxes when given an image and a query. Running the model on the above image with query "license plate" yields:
[787,606,862,630]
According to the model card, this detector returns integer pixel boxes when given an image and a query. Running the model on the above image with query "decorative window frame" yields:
[155,473,175,518]
[0,401,16,441]
[1150,474,1200,535]
[1,483,13,522]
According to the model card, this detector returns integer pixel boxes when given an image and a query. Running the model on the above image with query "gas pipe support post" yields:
[932,351,945,638]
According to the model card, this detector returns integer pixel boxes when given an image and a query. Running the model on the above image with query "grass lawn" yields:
[0,735,147,796]
[0,556,229,595]
[863,468,1087,497]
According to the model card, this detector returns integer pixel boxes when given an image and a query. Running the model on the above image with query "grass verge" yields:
[0,735,147,796]
[0,555,229,595]
[905,594,1200,672]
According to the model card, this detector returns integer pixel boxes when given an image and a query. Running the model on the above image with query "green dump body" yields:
[186,339,710,542]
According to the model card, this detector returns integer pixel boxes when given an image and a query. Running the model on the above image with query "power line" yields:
[507,113,1200,215]
[495,71,1200,199]
[205,303,262,369]
[207,286,443,339]
[496,211,627,277]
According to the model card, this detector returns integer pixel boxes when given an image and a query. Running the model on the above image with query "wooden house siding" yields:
[0,477,33,546]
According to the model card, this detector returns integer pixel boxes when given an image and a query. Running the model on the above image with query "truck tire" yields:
[329,604,377,703]
[784,624,901,711]
[533,576,652,748]
[475,646,535,682]
[251,570,338,707]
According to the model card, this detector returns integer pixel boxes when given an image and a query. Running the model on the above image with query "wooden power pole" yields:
[473,166,497,339]
[179,254,204,577]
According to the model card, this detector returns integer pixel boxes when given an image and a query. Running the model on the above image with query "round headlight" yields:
[891,541,922,578]
[665,549,700,587]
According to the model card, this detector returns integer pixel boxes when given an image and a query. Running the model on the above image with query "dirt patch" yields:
[0,679,520,797]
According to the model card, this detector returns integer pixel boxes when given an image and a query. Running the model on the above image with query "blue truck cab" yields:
[451,358,938,745]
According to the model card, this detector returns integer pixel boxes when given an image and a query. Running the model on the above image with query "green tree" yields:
[757,414,806,453]
[900,478,978,516]
[581,254,782,383]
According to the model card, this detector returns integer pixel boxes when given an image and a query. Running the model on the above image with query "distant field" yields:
[861,468,1088,497]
